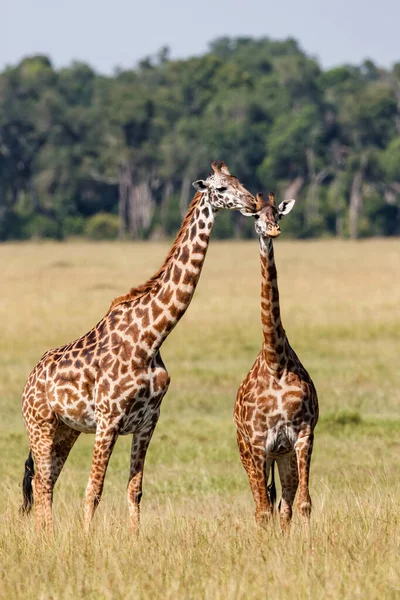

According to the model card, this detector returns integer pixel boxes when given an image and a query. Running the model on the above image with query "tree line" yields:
[1,37,400,241]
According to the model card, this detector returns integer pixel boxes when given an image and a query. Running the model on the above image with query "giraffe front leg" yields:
[84,420,119,533]
[127,414,159,535]
[295,432,314,528]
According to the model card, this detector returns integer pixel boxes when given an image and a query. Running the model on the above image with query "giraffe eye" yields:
[217,187,227,192]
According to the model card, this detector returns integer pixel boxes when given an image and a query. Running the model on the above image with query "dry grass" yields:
[0,239,399,599]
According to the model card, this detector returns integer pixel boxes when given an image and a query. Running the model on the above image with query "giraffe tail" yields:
[20,451,35,515]
[267,460,277,509]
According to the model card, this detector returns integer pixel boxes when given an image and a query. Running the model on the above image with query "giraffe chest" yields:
[235,365,316,453]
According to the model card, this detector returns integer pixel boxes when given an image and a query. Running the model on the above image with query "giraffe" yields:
[234,193,319,532]
[21,160,258,534]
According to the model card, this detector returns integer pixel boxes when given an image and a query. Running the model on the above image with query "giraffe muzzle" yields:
[268,225,281,238]
[240,194,259,215]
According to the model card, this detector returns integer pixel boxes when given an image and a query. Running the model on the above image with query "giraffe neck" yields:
[122,191,216,357]
[259,235,288,371]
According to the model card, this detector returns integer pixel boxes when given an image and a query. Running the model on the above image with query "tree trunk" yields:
[284,176,304,201]
[128,181,155,238]
[349,170,363,240]
[118,163,131,239]
[305,149,329,227]
[160,180,173,235]
[179,176,191,219]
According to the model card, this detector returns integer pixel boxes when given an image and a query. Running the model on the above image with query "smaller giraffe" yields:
[234,193,319,531]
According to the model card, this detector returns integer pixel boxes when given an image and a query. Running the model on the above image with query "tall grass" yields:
[0,239,399,599]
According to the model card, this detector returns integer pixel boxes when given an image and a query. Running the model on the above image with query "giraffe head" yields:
[192,161,257,214]
[254,192,295,238]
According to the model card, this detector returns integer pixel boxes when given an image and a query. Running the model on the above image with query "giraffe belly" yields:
[49,390,97,433]
[58,413,97,434]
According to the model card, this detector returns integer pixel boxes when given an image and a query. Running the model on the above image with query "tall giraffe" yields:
[234,193,319,531]
[21,161,257,534]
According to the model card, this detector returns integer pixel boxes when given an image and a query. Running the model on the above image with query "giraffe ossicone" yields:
[234,192,319,532]
[21,161,257,534]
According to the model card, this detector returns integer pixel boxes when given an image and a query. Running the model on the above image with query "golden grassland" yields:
[0,238,399,599]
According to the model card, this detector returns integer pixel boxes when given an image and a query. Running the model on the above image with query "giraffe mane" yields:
[107,192,204,312]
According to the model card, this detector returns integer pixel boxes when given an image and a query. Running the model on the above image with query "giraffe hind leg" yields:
[26,420,80,531]
[276,453,299,533]
[20,451,35,515]
[236,429,274,525]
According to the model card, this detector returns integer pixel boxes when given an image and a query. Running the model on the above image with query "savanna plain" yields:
[0,239,399,600]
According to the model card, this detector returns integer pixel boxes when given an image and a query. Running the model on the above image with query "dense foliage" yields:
[1,37,400,240]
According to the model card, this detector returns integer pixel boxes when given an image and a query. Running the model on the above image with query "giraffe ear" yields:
[278,199,295,217]
[192,179,208,192]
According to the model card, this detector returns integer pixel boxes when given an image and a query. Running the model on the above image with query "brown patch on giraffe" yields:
[191,258,203,269]
[111,332,122,347]
[169,304,180,318]
[100,353,113,370]
[141,330,158,347]
[153,316,173,334]
[119,340,133,362]
[267,414,282,428]
[60,357,73,368]
[151,302,164,320]
[180,245,190,264]
[176,289,191,305]
[109,359,120,381]
[272,306,280,322]
[68,401,88,419]
[192,242,204,255]
[271,379,282,391]
[117,311,131,331]
[253,411,267,428]
[182,270,197,286]
[154,371,170,392]
[111,376,134,400]
[86,330,97,346]
[82,349,95,365]
[262,394,278,411]
[135,347,149,363]
[98,378,111,395]
[190,224,197,241]
[158,286,173,305]
[172,264,182,284]
[126,323,140,341]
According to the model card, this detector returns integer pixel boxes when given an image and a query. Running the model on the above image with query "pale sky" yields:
[2,0,399,73]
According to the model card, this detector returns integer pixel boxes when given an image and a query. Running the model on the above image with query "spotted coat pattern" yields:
[234,206,319,531]
[21,161,257,534]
